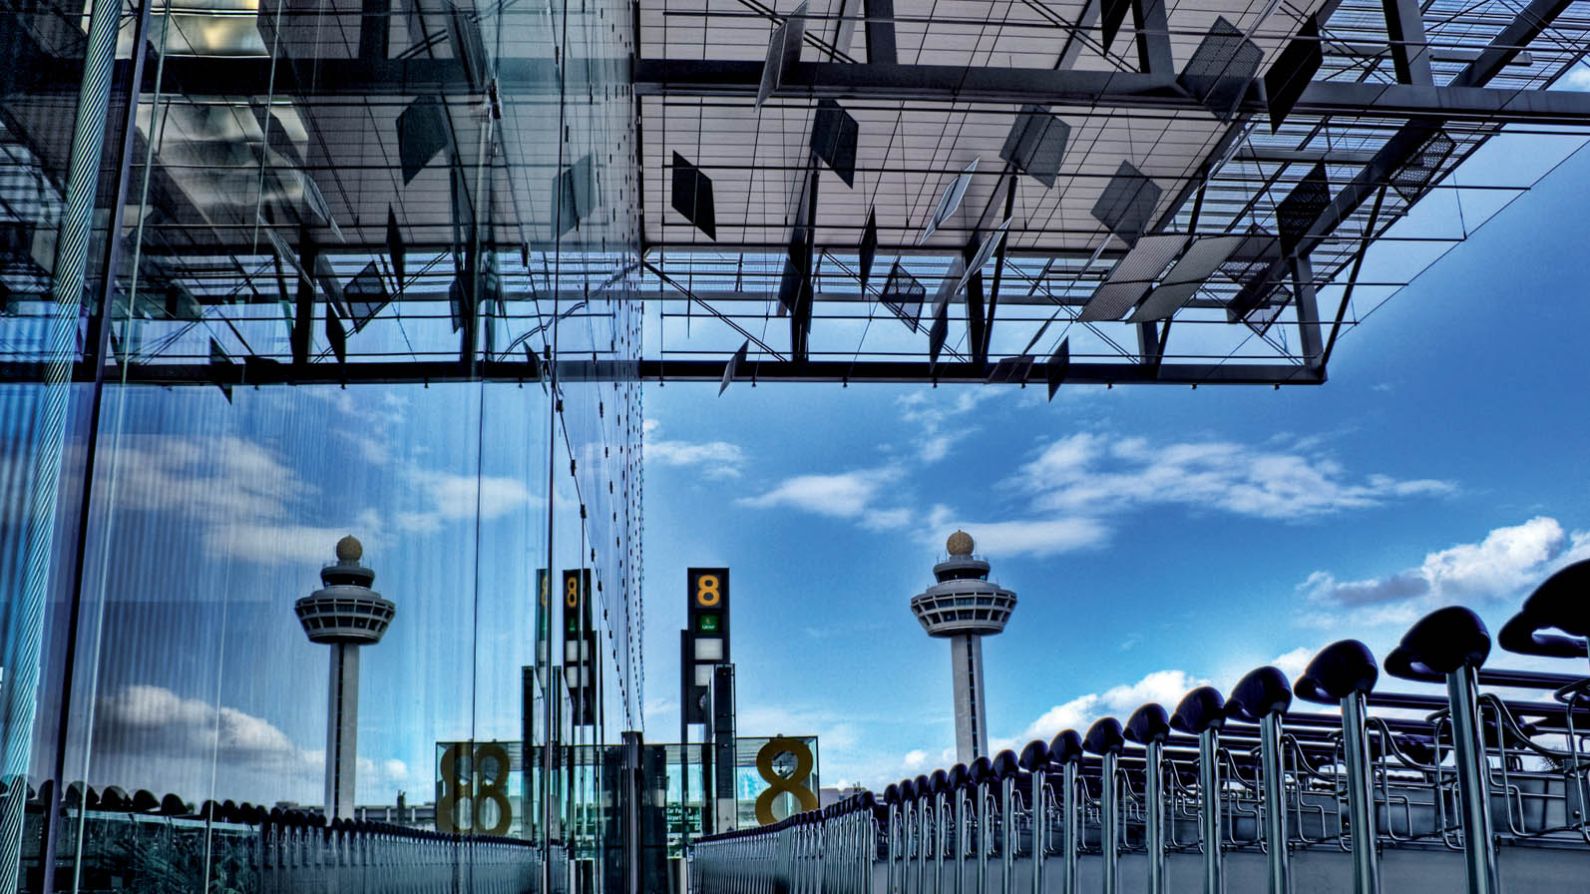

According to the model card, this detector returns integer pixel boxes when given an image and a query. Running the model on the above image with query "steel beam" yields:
[632,59,1590,125]
[71,47,1590,127]
[1058,0,1103,71]
[1293,0,1576,262]
[1,357,1323,387]
[862,0,897,64]
[1381,0,1434,84]
[1131,0,1174,75]
[290,226,318,366]
[89,45,1590,126]
[1450,0,1575,88]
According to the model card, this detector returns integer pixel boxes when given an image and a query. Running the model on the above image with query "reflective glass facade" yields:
[0,0,641,888]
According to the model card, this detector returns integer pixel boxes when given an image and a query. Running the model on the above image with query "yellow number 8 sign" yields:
[696,573,722,607]
[755,736,819,825]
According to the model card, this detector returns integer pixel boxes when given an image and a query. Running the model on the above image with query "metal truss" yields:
[2,0,1588,391]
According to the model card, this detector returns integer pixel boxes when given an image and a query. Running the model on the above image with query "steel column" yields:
[1447,665,1499,894]
[1101,753,1119,894]
[1259,714,1291,894]
[1340,692,1381,894]
[1060,762,1079,894]
[1198,730,1223,894]
[1145,739,1166,894]
[1029,771,1046,894]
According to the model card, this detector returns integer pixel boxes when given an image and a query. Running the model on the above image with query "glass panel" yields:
[0,0,641,884]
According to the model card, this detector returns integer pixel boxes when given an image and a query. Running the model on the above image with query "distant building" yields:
[818,786,866,809]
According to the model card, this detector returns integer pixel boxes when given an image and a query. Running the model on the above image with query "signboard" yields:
[683,567,730,724]
[563,568,597,726]
[731,734,820,827]
[535,569,551,668]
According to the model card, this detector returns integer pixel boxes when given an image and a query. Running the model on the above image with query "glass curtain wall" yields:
[0,0,640,888]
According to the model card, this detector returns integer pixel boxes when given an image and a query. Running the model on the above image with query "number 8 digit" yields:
[697,574,721,607]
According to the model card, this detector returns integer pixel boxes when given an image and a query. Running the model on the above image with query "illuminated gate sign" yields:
[684,567,730,723]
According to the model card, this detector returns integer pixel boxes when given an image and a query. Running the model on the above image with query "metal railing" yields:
[689,559,1590,894]
[20,799,546,893]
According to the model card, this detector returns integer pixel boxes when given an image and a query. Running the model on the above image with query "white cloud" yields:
[740,466,904,519]
[643,418,747,480]
[646,439,747,480]
[861,507,916,530]
[1016,433,1452,520]
[1561,64,1590,91]
[994,669,1210,752]
[110,435,311,525]
[922,506,1109,557]
[102,432,537,562]
[895,390,998,463]
[395,469,532,533]
[901,749,928,770]
[215,512,387,565]
[738,426,1446,556]
[103,435,384,564]
[1300,517,1590,617]
[92,684,417,806]
[1269,646,1315,683]
[92,684,319,799]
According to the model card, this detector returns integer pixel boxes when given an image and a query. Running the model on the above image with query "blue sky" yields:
[641,130,1590,788]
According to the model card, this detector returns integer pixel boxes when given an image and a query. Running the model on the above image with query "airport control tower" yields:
[910,531,1016,764]
[295,535,395,820]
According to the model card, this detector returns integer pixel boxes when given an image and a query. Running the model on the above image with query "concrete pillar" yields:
[950,634,987,763]
[326,643,361,820]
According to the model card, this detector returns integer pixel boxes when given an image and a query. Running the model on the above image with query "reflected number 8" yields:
[696,574,721,607]
[437,742,512,836]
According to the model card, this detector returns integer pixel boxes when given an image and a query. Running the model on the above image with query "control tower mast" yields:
[295,536,395,820]
[910,531,1017,764]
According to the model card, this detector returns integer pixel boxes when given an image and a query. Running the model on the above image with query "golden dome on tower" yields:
[335,534,363,563]
[946,530,975,557]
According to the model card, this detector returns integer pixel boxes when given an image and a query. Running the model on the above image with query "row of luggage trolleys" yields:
[688,561,1590,894]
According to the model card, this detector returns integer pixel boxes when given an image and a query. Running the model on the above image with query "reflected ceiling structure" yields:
[3,0,1589,390]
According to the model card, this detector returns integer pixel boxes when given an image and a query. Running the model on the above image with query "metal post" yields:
[1259,714,1290,894]
[1447,665,1499,894]
[1061,763,1079,894]
[919,796,931,894]
[1339,692,1381,894]
[888,804,900,894]
[1145,739,1165,894]
[622,731,643,894]
[935,791,947,894]
[1198,730,1222,894]
[1029,771,1046,894]
[999,776,1015,894]
[857,807,870,894]
[909,795,922,890]
[975,783,990,894]
[954,789,967,894]
[1101,753,1119,894]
